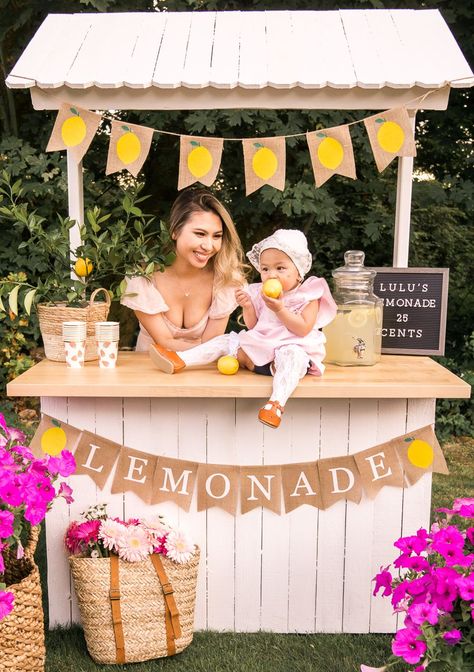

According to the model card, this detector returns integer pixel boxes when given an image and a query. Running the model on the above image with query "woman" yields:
[121,188,246,352]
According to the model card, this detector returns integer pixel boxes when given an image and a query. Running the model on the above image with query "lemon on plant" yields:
[262,279,283,299]
[252,144,278,180]
[61,107,87,147]
[41,421,67,456]
[217,355,239,375]
[187,141,213,178]
[317,134,344,170]
[406,438,434,469]
[74,258,93,277]
[376,119,405,153]
[347,308,368,328]
[116,126,141,165]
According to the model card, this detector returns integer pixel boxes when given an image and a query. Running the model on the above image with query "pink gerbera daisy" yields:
[164,530,195,564]
[99,518,127,552]
[117,525,153,562]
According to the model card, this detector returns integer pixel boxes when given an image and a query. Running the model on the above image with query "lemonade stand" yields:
[6,9,473,634]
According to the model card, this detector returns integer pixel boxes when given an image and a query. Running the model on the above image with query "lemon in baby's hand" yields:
[262,279,283,298]
[74,258,93,277]
[217,355,239,375]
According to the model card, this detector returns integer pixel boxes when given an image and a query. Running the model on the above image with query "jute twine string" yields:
[69,549,200,664]
[0,526,45,672]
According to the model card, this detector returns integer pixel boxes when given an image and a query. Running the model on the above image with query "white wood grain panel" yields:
[122,398,153,522]
[238,12,268,89]
[363,10,414,88]
[181,12,216,88]
[234,399,264,631]
[210,12,241,89]
[343,399,378,633]
[176,398,208,629]
[315,399,350,632]
[41,397,70,627]
[287,399,320,632]
[148,398,180,526]
[123,13,168,88]
[369,399,407,633]
[266,11,297,88]
[153,13,193,88]
[260,410,292,632]
[340,10,386,89]
[94,397,124,520]
[205,399,236,630]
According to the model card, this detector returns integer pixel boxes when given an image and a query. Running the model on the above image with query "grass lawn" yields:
[30,436,472,671]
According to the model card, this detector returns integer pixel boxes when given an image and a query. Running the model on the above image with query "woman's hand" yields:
[235,287,252,308]
[261,293,284,314]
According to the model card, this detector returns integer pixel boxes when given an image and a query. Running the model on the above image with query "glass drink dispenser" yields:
[324,250,383,366]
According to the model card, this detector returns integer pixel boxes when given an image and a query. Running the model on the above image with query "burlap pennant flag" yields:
[364,107,416,172]
[73,430,122,490]
[111,447,157,503]
[242,136,286,195]
[318,455,362,509]
[196,463,239,514]
[395,425,448,486]
[106,120,154,178]
[151,456,198,511]
[178,135,223,190]
[29,414,81,460]
[354,442,404,499]
[281,461,323,513]
[240,465,282,514]
[306,125,356,187]
[46,102,101,163]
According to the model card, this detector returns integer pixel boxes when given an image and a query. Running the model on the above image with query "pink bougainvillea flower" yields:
[455,574,474,601]
[392,580,410,607]
[47,451,76,478]
[392,627,427,665]
[117,525,153,562]
[466,527,474,545]
[0,481,22,507]
[373,566,393,597]
[431,567,458,611]
[0,541,5,573]
[395,555,430,572]
[0,510,14,539]
[434,542,473,567]
[0,590,14,620]
[58,482,74,504]
[443,629,462,645]
[165,529,195,564]
[453,498,474,518]
[24,502,47,526]
[432,526,465,550]
[408,601,439,626]
[394,531,428,556]
[99,518,127,552]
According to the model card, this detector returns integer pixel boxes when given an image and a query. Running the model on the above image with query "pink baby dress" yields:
[238,277,337,375]
[121,276,238,351]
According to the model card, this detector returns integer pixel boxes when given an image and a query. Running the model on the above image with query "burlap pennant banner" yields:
[395,425,449,486]
[178,135,224,190]
[111,447,157,504]
[318,455,363,510]
[353,442,404,499]
[306,125,356,188]
[29,414,81,460]
[281,461,323,513]
[151,456,198,511]
[196,463,239,514]
[74,430,122,490]
[240,465,282,514]
[364,107,416,172]
[242,136,286,195]
[106,120,154,178]
[46,102,101,163]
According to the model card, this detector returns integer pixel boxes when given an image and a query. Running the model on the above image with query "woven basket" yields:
[38,287,111,362]
[0,526,45,672]
[70,548,200,664]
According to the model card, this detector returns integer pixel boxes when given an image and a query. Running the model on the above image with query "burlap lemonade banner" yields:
[364,107,416,172]
[106,120,154,178]
[306,125,356,188]
[242,136,286,195]
[46,102,101,163]
[178,135,224,190]
[30,419,447,515]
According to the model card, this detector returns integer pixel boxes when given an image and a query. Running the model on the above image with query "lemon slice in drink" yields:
[347,308,368,328]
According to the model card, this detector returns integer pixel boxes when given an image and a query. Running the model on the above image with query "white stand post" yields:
[393,110,416,268]
[66,151,84,275]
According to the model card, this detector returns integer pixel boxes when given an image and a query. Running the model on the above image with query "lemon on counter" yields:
[217,355,239,375]
[262,279,283,298]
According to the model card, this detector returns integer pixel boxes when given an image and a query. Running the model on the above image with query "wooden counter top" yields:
[6,353,471,399]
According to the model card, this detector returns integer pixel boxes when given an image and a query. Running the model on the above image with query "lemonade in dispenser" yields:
[323,250,383,366]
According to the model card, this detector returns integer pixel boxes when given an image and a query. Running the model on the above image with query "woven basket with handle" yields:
[37,287,111,362]
[0,526,45,672]
[69,548,200,664]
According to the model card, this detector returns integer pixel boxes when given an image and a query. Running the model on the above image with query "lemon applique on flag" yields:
[117,126,141,165]
[41,419,67,456]
[376,118,405,153]
[61,107,87,147]
[317,133,344,170]
[252,143,278,180]
[405,437,434,469]
[188,141,213,178]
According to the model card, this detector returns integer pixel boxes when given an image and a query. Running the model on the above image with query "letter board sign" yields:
[371,268,449,355]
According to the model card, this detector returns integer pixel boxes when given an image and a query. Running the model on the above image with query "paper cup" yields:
[95,321,120,342]
[97,340,118,369]
[64,340,86,368]
[62,321,87,342]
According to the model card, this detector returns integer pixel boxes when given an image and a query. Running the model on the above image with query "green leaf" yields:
[121,125,130,133]
[375,117,385,124]
[190,140,200,147]
[71,107,79,116]
[145,262,155,275]
[0,294,5,312]
[8,285,20,316]
[23,288,37,315]
[52,418,61,428]
[254,142,264,148]
[317,132,326,138]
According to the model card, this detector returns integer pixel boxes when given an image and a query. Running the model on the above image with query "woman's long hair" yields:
[168,188,247,288]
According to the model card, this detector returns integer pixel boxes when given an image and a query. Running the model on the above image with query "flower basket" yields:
[37,287,111,362]
[0,526,45,672]
[69,547,200,664]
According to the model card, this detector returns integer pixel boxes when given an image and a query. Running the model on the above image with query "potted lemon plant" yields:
[0,171,171,361]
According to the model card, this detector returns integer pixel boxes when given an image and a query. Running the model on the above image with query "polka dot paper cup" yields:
[64,340,86,368]
[97,340,119,368]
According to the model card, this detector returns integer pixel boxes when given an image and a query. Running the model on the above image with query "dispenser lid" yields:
[332,250,376,280]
